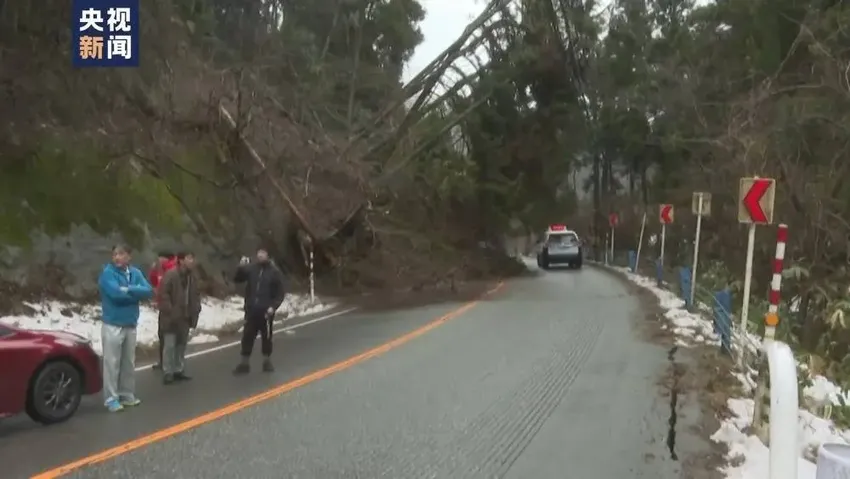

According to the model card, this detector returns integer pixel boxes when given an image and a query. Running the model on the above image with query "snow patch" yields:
[805,374,850,408]
[188,333,219,345]
[710,398,847,478]
[1,294,335,355]
[609,263,850,479]
[612,266,722,347]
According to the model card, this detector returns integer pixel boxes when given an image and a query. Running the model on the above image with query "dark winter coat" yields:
[233,261,286,318]
[158,267,202,334]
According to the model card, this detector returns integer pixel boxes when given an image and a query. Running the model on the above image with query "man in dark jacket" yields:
[158,251,202,385]
[149,251,177,371]
[232,246,286,374]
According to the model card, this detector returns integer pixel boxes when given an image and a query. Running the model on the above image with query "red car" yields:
[0,322,102,424]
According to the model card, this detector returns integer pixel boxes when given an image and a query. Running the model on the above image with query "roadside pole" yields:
[608,213,618,265]
[764,224,788,341]
[658,204,674,286]
[739,223,757,365]
[604,233,610,265]
[309,247,315,303]
[635,211,647,273]
[753,223,789,436]
[737,176,777,367]
[659,222,666,287]
[689,192,711,308]
[610,226,615,264]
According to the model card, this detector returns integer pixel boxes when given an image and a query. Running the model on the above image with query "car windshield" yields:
[548,233,578,246]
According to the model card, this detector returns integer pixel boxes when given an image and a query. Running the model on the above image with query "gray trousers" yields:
[101,323,137,403]
[163,329,188,375]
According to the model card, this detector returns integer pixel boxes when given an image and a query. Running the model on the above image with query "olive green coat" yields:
[158,267,201,334]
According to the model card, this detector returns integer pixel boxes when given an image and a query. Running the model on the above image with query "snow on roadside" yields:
[607,264,850,479]
[188,333,219,345]
[611,266,722,348]
[0,294,335,355]
[710,398,820,478]
[805,374,850,408]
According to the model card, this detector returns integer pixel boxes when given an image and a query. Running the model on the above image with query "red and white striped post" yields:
[764,224,788,341]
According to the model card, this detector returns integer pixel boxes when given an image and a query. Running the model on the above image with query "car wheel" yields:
[27,361,83,425]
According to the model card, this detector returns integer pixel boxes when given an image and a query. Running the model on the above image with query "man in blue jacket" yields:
[98,244,154,412]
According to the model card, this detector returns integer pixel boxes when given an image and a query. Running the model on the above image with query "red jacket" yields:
[148,257,178,299]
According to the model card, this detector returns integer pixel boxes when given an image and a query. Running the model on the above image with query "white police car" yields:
[536,224,583,270]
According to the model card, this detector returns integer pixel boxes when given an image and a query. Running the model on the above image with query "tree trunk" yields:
[592,152,601,260]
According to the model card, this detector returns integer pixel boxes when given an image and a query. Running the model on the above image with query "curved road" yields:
[1,264,708,478]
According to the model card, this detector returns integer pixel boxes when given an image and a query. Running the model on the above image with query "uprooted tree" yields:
[0,0,595,291]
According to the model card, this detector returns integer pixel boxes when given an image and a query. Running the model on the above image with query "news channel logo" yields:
[72,0,139,67]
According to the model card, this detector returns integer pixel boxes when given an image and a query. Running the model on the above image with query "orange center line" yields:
[31,281,505,479]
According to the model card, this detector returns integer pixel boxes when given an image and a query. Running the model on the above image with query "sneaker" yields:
[232,363,250,375]
[174,372,192,381]
[121,397,141,407]
[163,374,176,385]
[262,360,274,373]
[105,398,124,412]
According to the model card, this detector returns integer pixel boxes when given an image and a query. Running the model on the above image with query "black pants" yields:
[240,311,273,357]
[158,327,164,364]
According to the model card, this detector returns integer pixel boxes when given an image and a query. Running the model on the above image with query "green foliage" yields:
[173,0,425,125]
[829,404,850,430]
[0,137,184,248]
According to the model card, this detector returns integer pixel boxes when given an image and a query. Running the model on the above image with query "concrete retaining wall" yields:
[0,224,236,299]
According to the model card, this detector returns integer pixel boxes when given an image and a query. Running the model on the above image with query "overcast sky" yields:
[404,0,717,84]
[402,0,488,83]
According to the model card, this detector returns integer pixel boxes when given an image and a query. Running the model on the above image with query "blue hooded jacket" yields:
[98,263,154,327]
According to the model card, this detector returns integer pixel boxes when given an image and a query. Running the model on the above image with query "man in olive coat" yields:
[158,251,202,385]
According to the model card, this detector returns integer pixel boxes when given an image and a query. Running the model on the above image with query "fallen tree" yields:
[0,0,595,296]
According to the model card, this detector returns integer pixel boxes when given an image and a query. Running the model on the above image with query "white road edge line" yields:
[134,306,359,372]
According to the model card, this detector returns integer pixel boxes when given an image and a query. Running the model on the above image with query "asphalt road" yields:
[2,264,708,478]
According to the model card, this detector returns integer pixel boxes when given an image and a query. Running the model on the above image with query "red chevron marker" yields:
[660,204,673,224]
[743,179,771,223]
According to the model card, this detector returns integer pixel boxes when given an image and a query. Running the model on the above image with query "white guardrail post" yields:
[765,340,799,479]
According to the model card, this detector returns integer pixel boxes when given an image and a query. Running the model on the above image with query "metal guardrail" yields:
[615,252,754,359]
[690,282,761,361]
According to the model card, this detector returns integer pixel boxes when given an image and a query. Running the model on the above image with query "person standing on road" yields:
[98,244,154,412]
[232,247,286,375]
[158,251,202,385]
[148,251,177,371]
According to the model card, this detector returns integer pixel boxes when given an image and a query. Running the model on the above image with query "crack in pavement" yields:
[667,345,680,461]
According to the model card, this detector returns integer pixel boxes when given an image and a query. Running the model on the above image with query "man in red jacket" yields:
[148,251,177,370]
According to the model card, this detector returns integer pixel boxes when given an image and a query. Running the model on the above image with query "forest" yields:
[2,0,850,380]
